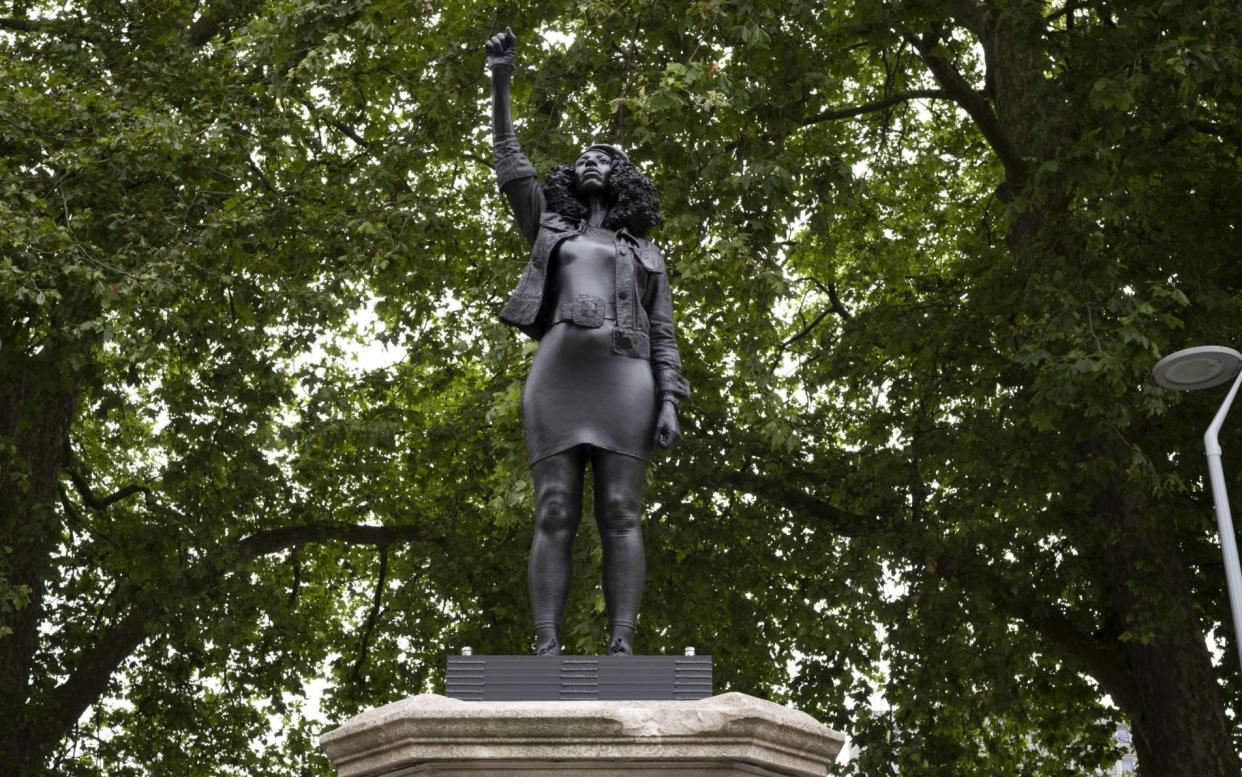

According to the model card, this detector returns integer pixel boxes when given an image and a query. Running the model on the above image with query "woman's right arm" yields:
[486,28,543,246]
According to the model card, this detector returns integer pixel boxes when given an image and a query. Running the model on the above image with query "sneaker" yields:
[535,637,561,656]
[607,637,632,656]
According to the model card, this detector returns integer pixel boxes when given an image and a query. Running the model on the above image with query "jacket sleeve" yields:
[642,249,691,409]
[493,131,544,247]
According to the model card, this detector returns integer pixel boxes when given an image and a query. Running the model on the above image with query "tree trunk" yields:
[1096,476,1240,776]
[0,345,82,775]
[957,5,1240,771]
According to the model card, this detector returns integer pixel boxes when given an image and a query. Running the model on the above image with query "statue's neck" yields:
[587,196,607,227]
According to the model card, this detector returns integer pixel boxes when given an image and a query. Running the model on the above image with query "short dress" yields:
[521,225,657,465]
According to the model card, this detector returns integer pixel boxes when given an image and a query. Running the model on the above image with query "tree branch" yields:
[39,521,425,756]
[709,469,880,538]
[57,484,82,525]
[349,546,389,693]
[295,93,375,155]
[827,282,851,320]
[937,553,1142,718]
[186,13,222,46]
[0,15,100,45]
[37,604,170,754]
[63,468,151,510]
[1020,606,1140,714]
[239,8,364,87]
[246,155,275,193]
[236,522,425,559]
[1187,120,1242,149]
[1046,1,1093,22]
[710,466,1141,715]
[287,548,302,609]
[330,120,372,151]
[187,1,270,47]
[780,307,836,351]
[801,90,951,127]
[904,32,1029,185]
[0,16,52,33]
[779,281,850,352]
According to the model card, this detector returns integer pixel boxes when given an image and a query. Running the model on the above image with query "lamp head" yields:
[1152,346,1242,391]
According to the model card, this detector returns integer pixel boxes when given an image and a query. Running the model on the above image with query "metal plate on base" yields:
[445,655,712,701]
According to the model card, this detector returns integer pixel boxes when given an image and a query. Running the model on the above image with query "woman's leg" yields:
[591,448,648,655]
[528,446,587,655]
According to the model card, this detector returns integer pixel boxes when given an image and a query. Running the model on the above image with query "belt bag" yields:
[555,294,615,328]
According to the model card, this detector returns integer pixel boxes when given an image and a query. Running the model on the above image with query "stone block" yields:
[319,692,844,777]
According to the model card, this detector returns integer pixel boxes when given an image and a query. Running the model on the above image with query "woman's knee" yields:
[596,490,642,536]
[535,488,581,536]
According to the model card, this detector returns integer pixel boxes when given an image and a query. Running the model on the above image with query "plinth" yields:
[445,654,713,700]
[319,691,845,776]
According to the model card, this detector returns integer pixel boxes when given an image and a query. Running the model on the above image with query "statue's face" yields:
[574,149,612,197]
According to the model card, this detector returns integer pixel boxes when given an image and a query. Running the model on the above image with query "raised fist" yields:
[484,27,517,71]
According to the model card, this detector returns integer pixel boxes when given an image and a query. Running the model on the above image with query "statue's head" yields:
[573,144,619,198]
[542,144,662,236]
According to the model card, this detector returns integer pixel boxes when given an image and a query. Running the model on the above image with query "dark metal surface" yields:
[445,655,713,701]
[486,27,690,656]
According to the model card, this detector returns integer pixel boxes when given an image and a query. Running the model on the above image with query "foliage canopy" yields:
[1,0,1240,775]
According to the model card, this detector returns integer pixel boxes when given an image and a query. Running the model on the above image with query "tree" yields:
[1,0,492,771]
[1,0,1239,775]
[598,1,1242,773]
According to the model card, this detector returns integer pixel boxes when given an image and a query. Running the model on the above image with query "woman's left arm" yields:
[642,246,690,449]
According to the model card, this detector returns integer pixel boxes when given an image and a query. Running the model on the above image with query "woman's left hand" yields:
[654,400,681,449]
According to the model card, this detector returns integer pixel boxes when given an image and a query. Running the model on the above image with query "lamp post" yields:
[1153,345,1242,668]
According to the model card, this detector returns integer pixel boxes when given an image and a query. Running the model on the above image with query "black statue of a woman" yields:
[485,28,690,656]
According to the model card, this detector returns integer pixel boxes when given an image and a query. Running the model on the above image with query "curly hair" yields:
[541,155,662,236]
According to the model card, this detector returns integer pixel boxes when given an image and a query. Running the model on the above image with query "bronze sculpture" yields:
[485,28,690,656]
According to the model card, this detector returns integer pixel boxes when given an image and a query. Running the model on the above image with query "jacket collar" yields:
[540,211,648,246]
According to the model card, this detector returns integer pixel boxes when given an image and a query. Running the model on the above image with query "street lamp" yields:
[1153,345,1242,667]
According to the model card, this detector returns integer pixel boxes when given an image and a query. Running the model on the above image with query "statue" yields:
[484,28,690,656]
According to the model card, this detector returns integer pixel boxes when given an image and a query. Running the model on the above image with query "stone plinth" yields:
[319,692,844,777]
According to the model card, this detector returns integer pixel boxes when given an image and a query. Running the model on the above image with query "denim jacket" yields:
[494,138,691,407]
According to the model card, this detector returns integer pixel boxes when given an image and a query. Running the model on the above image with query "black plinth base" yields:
[445,654,713,701]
